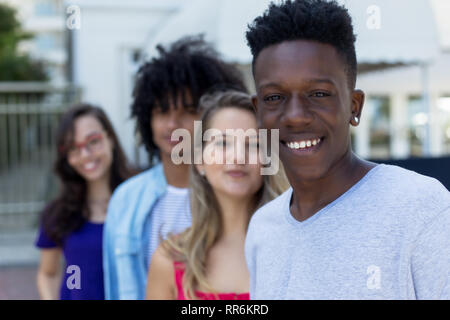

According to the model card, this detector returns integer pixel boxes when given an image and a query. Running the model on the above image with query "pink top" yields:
[173,261,250,300]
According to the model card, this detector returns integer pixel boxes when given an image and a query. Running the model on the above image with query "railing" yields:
[0,82,81,232]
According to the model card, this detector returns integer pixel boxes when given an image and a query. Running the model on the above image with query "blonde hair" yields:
[163,90,289,299]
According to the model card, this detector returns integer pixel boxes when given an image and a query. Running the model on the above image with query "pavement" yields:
[0,230,41,300]
[0,231,40,267]
[0,265,39,299]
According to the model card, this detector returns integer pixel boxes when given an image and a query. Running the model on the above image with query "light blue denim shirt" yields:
[103,163,167,300]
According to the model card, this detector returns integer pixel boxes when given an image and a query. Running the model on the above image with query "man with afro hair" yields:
[245,0,450,299]
[103,35,247,300]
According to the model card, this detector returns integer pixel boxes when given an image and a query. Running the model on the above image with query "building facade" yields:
[0,0,68,83]
[69,0,450,164]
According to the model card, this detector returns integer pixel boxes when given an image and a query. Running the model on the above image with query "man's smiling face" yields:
[252,40,364,182]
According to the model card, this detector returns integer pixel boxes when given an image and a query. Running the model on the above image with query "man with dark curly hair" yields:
[103,35,247,300]
[245,0,450,299]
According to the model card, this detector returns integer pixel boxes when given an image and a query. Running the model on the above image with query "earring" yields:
[353,116,359,124]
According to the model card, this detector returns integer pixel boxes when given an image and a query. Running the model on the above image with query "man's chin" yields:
[161,148,192,164]
[284,162,327,183]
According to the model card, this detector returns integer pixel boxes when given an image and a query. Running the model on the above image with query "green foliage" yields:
[0,51,48,81]
[0,3,48,81]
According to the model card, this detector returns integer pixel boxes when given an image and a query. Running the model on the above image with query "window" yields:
[35,33,61,52]
[34,0,61,16]
[368,96,390,159]
[408,96,427,157]
[438,96,450,155]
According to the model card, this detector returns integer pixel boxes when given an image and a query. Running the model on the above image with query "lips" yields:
[81,160,100,172]
[226,170,247,178]
[165,135,182,145]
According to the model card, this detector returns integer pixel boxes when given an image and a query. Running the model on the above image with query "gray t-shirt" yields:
[245,164,450,299]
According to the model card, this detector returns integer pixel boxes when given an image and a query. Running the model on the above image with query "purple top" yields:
[35,221,104,300]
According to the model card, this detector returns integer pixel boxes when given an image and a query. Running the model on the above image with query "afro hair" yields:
[131,35,247,164]
[246,0,357,88]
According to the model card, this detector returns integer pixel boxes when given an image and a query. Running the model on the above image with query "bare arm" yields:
[145,244,176,300]
[36,248,62,300]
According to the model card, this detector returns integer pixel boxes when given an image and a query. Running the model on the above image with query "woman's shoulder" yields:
[148,243,178,293]
[35,201,60,248]
[150,242,177,271]
[151,234,189,278]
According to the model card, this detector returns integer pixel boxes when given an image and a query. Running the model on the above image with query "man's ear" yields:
[251,94,258,113]
[350,89,365,127]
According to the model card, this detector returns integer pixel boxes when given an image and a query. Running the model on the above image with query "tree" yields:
[0,3,48,81]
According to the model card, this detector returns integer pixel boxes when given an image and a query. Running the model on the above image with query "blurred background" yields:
[0,0,449,299]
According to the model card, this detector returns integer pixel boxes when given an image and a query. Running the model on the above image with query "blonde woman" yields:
[145,90,289,300]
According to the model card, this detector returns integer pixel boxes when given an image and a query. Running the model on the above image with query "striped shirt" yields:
[146,185,192,266]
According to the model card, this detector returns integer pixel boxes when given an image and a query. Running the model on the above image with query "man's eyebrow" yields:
[258,82,282,90]
[305,78,336,86]
[258,78,337,90]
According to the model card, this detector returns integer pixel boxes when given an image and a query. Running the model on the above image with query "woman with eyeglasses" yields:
[35,103,135,300]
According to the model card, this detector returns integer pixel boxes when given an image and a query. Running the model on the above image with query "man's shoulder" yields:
[377,164,449,200]
[112,164,163,200]
[246,189,292,255]
[370,164,450,226]
[105,163,165,230]
[250,188,292,227]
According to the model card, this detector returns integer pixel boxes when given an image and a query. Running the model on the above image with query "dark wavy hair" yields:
[130,35,247,164]
[41,103,136,246]
[246,0,357,88]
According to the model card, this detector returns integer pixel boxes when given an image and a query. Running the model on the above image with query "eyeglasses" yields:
[60,132,106,158]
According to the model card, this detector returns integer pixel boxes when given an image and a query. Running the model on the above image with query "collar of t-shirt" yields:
[165,185,189,195]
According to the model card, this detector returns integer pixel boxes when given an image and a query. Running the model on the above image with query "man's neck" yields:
[160,152,190,188]
[289,151,375,222]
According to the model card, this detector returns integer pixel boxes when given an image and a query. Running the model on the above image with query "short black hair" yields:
[131,35,247,164]
[246,0,357,88]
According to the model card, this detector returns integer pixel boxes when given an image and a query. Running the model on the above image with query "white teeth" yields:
[286,138,322,150]
[84,162,97,170]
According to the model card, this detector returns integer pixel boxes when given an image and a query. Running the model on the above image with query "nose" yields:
[281,95,314,128]
[79,145,91,159]
[166,108,181,130]
[225,137,246,165]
